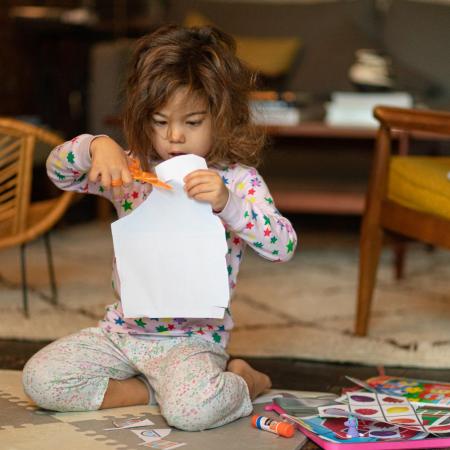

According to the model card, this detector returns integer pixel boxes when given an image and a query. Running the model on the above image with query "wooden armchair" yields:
[0,118,74,316]
[355,106,450,336]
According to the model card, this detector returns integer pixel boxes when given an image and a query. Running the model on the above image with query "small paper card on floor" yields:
[132,428,172,443]
[112,154,230,319]
[141,440,186,449]
[104,417,155,430]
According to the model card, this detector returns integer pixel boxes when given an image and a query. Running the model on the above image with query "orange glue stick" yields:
[251,415,295,438]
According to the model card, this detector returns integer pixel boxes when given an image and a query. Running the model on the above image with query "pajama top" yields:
[46,134,298,347]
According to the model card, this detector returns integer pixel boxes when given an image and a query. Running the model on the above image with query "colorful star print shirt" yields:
[47,134,297,347]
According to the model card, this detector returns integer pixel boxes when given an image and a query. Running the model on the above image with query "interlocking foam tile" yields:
[0,395,60,430]
[0,370,32,401]
[0,376,61,432]
[46,405,161,424]
[1,370,306,450]
[3,422,130,450]
[69,413,171,449]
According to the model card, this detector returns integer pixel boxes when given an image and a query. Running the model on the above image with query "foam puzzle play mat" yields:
[0,370,307,450]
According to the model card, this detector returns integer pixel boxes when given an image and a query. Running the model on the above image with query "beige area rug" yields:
[1,222,450,368]
[0,369,306,450]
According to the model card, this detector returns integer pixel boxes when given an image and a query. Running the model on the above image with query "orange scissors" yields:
[128,159,172,190]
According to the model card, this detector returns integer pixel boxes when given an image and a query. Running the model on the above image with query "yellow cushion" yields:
[184,11,301,77]
[388,156,450,219]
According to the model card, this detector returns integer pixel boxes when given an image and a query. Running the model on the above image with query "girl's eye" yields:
[152,119,167,126]
[187,121,202,127]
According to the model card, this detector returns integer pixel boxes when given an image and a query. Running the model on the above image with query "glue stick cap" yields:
[277,421,295,438]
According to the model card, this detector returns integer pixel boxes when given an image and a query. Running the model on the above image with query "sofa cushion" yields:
[388,156,450,219]
[184,11,301,78]
[169,1,379,94]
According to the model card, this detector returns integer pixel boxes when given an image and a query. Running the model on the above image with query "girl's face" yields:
[151,88,213,161]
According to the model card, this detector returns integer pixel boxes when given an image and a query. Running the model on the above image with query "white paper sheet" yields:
[111,154,229,319]
[104,417,155,430]
[131,428,171,443]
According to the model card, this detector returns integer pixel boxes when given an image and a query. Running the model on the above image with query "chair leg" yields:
[20,243,29,317]
[43,232,58,305]
[394,241,406,280]
[355,225,383,337]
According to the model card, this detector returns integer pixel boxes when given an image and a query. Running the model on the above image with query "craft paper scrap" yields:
[104,417,155,430]
[132,428,172,443]
[112,154,230,319]
[141,440,186,449]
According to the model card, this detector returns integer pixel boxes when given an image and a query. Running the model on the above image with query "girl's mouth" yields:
[169,152,187,158]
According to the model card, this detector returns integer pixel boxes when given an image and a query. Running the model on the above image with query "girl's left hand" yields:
[184,169,229,212]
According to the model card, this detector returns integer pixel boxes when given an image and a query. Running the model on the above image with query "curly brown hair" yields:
[123,24,265,171]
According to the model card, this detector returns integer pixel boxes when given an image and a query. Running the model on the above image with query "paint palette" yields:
[319,392,450,435]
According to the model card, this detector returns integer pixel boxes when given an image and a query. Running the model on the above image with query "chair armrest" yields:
[374,106,450,135]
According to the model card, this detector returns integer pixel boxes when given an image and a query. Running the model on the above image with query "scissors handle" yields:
[128,159,172,190]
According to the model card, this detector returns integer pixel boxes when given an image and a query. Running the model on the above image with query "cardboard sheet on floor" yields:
[111,154,229,319]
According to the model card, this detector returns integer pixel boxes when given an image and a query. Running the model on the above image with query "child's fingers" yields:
[110,168,123,199]
[186,182,215,199]
[88,167,101,183]
[190,192,212,204]
[184,169,215,183]
[121,167,133,186]
[101,170,112,189]
[184,174,217,193]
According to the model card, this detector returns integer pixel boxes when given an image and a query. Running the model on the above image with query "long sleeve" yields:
[46,134,112,200]
[217,165,297,261]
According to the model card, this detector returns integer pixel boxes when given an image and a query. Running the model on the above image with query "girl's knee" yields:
[161,388,247,431]
[22,356,57,410]
[159,370,252,430]
[162,403,220,431]
[22,355,102,412]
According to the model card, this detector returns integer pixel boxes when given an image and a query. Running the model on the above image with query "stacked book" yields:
[325,91,413,127]
[249,91,301,126]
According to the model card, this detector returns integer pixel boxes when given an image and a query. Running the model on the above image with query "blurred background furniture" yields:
[1,0,449,224]
[355,106,450,336]
[0,118,74,316]
[86,0,450,221]
[1,0,441,140]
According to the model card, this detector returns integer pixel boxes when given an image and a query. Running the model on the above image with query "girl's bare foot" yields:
[227,358,272,400]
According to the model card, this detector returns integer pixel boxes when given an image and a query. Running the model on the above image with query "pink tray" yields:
[298,422,450,450]
[265,402,450,449]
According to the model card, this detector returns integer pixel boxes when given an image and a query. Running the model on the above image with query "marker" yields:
[251,415,295,438]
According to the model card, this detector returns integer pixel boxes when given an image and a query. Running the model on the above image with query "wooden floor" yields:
[2,339,450,449]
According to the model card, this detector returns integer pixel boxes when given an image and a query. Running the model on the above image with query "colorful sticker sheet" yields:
[320,392,450,435]
[366,376,450,407]
[286,414,428,444]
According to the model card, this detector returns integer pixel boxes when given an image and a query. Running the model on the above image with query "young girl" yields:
[23,25,297,431]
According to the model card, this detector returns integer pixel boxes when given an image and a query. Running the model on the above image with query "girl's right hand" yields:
[88,136,133,198]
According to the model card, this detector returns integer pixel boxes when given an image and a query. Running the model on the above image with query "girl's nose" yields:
[167,125,185,143]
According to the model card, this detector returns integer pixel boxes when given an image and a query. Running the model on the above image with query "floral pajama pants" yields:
[22,327,252,431]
